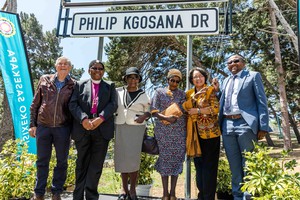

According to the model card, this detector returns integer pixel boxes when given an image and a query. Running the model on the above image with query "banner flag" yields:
[298,0,300,64]
[0,11,36,154]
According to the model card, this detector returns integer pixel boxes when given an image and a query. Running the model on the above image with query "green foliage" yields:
[19,12,84,84]
[138,124,157,185]
[0,139,76,199]
[241,143,300,199]
[216,158,232,194]
[138,153,156,185]
[104,1,299,123]
[0,139,36,199]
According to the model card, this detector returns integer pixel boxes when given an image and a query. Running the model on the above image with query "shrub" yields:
[241,143,300,199]
[0,139,76,199]
[138,124,157,185]
[216,158,232,194]
[0,139,36,199]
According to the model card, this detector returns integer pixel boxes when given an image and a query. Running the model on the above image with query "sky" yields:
[1,0,109,80]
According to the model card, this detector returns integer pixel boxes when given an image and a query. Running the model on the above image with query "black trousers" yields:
[35,125,71,195]
[194,136,220,200]
[73,132,109,200]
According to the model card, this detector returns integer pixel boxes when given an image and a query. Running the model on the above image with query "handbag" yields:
[160,102,183,125]
[142,124,159,155]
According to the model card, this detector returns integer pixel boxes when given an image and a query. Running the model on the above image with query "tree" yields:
[0,10,84,150]
[104,1,299,147]
[269,1,291,150]
[20,12,84,81]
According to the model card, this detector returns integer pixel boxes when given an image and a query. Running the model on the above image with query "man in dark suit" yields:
[69,60,118,200]
[215,54,269,200]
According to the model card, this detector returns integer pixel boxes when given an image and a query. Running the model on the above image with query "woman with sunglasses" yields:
[150,69,186,200]
[114,67,151,200]
[182,67,221,200]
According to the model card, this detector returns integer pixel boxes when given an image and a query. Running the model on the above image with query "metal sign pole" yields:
[185,35,193,199]
[97,37,104,61]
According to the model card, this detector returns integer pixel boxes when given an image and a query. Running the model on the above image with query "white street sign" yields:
[71,8,219,36]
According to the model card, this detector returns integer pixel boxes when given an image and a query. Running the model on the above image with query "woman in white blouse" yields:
[114,67,150,200]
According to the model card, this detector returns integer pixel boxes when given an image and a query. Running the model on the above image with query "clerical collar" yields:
[91,79,101,84]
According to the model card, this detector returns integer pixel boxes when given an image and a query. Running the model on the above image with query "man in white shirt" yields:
[216,54,269,200]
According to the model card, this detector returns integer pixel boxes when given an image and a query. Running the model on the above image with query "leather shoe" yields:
[31,194,44,200]
[162,196,169,200]
[52,193,62,200]
[129,195,138,200]
[170,196,177,200]
[118,193,128,200]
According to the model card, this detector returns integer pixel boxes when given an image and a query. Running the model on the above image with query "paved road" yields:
[44,193,118,200]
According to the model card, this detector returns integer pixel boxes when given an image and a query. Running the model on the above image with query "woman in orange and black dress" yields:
[183,67,221,200]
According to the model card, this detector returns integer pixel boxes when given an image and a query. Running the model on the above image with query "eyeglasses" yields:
[90,67,104,71]
[227,59,240,65]
[193,75,204,80]
[127,76,139,80]
[169,79,180,84]
[57,63,70,66]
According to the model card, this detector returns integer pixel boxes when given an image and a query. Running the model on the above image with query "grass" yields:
[98,159,198,198]
[97,132,300,199]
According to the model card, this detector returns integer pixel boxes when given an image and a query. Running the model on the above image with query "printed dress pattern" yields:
[151,87,186,176]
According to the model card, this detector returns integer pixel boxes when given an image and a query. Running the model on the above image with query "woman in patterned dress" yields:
[150,69,186,200]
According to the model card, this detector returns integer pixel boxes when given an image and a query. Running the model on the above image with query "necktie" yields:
[224,75,237,113]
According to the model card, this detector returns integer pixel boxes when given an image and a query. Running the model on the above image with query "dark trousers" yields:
[73,132,109,200]
[194,136,220,200]
[34,125,71,195]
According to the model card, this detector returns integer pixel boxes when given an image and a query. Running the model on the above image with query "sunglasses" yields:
[227,59,240,65]
[169,79,180,84]
[90,67,104,71]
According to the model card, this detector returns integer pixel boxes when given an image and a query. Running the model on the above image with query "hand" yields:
[187,108,199,116]
[165,115,178,124]
[29,127,37,138]
[90,117,104,130]
[134,113,150,124]
[212,78,220,92]
[134,115,144,124]
[258,130,267,140]
[82,118,94,130]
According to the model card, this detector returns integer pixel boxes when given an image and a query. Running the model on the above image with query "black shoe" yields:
[129,195,138,200]
[118,193,128,200]
[31,194,44,200]
[52,193,62,200]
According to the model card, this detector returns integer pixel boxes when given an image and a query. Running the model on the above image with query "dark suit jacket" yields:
[69,79,118,141]
[218,70,269,134]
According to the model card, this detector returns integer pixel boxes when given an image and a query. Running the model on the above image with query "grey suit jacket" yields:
[219,70,269,134]
[69,79,118,141]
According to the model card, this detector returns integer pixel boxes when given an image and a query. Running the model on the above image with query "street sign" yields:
[63,0,227,7]
[71,8,219,36]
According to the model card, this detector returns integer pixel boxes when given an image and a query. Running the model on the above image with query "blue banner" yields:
[0,11,36,154]
[298,0,300,63]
